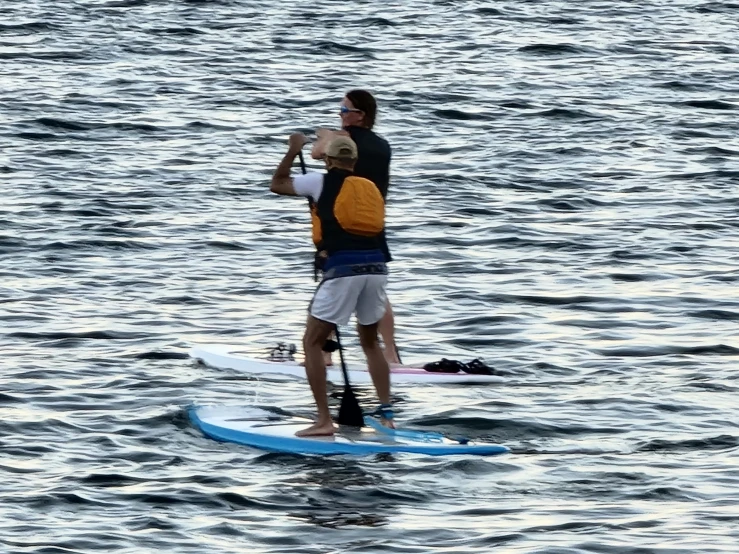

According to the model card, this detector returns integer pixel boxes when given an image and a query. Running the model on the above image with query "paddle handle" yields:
[298,151,307,174]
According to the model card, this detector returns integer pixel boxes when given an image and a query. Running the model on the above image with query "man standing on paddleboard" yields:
[311,90,401,366]
[271,133,394,437]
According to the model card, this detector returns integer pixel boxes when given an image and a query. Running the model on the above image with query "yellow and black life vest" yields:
[309,168,384,255]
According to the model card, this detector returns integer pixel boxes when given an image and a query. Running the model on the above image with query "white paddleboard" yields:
[190,405,509,456]
[190,343,504,385]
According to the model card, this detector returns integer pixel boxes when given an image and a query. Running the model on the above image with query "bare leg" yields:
[301,313,334,367]
[357,322,394,429]
[378,298,400,364]
[297,316,336,437]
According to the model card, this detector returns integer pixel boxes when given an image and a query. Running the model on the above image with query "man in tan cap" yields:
[270,132,393,437]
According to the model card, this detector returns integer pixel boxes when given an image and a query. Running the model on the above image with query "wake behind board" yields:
[189,406,509,457]
[190,344,505,385]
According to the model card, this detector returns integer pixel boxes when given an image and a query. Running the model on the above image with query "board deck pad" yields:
[190,405,509,457]
[190,344,505,385]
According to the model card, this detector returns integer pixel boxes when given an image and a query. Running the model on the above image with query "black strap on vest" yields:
[313,248,326,282]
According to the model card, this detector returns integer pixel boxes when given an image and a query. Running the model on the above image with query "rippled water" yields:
[2,1,739,552]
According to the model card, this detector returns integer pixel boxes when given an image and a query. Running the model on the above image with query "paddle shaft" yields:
[334,326,351,386]
[335,325,365,426]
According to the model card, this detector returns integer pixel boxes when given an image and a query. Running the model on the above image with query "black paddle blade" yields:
[337,384,364,427]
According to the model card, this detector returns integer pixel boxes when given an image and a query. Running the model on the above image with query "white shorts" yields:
[309,274,388,326]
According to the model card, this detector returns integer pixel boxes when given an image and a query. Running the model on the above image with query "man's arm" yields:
[310,128,350,159]
[270,150,299,196]
[271,133,309,196]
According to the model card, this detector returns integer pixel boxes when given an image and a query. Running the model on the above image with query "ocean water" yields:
[2,1,738,552]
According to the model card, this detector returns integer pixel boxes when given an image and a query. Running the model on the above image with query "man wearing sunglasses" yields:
[311,90,400,366]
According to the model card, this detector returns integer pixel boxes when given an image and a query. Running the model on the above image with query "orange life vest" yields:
[309,168,384,255]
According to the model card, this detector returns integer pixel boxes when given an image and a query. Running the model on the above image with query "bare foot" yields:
[383,348,401,365]
[295,421,336,437]
[381,417,396,430]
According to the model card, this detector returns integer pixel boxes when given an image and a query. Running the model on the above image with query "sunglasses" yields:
[339,106,362,114]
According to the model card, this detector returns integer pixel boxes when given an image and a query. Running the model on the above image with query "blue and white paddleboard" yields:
[190,344,505,385]
[189,406,509,457]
